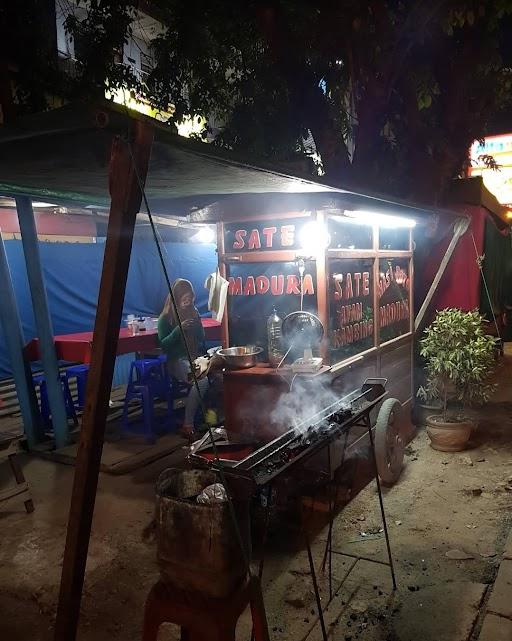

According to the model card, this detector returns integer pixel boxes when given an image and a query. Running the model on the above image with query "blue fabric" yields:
[0,240,217,380]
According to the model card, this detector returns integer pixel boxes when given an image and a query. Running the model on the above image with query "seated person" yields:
[158,279,208,436]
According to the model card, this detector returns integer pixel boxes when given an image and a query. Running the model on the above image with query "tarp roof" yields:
[0,101,460,221]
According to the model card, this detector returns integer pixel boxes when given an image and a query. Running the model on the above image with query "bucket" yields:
[155,468,250,598]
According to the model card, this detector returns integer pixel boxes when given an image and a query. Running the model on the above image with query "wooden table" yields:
[24,319,222,363]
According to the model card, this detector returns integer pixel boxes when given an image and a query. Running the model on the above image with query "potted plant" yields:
[418,309,497,451]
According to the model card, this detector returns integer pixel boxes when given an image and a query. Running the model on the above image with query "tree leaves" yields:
[7,0,512,202]
[419,309,497,419]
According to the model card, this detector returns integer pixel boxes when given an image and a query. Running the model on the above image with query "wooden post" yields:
[54,120,153,641]
[16,196,70,448]
[315,211,329,362]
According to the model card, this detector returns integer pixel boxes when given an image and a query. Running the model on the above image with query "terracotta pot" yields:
[426,415,473,452]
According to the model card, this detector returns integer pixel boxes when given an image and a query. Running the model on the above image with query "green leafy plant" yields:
[418,309,497,421]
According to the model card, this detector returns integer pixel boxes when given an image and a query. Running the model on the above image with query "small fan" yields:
[281,311,324,373]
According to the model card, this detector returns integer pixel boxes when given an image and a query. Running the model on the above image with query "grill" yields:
[191,378,387,486]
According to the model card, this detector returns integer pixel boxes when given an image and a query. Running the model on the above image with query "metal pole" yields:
[0,230,43,447]
[415,217,470,331]
[16,196,69,448]
[305,528,328,641]
[366,417,397,590]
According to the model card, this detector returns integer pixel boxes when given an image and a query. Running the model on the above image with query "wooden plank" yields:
[0,482,30,503]
[217,222,230,348]
[316,212,329,361]
[54,120,153,641]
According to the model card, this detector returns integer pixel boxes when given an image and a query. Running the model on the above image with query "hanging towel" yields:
[204,268,229,323]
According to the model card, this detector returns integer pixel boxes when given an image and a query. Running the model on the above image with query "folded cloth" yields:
[204,268,229,323]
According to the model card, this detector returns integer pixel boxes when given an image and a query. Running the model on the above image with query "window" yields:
[328,258,374,361]
[140,51,154,75]
[379,227,410,251]
[378,258,411,343]
[227,261,318,358]
[328,217,373,250]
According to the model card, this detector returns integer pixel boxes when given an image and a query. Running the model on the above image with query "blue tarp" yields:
[0,239,217,380]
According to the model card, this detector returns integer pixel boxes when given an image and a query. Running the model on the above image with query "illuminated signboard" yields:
[469,134,512,206]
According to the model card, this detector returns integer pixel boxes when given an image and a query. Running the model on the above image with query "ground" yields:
[1,359,512,641]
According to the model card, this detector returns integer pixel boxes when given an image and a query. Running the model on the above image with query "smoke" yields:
[232,376,352,437]
[269,378,342,432]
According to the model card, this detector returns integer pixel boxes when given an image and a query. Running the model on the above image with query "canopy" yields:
[0,101,459,222]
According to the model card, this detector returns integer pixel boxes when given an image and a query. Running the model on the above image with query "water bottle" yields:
[267,306,283,368]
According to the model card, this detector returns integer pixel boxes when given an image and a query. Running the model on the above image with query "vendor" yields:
[158,279,208,436]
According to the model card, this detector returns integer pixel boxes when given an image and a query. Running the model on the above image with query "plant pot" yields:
[426,414,473,452]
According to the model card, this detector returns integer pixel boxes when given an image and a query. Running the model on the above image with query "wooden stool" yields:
[0,436,34,513]
[142,576,269,641]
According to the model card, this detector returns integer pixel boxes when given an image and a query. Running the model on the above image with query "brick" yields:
[478,614,512,641]
[504,531,512,560]
[487,560,512,619]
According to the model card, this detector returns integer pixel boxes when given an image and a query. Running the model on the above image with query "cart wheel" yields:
[375,398,404,485]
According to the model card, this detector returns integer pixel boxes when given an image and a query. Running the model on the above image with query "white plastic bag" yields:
[196,483,228,504]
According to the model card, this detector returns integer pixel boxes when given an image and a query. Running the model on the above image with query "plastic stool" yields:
[142,577,269,641]
[121,358,174,443]
[33,373,78,428]
[66,364,89,410]
[157,354,191,399]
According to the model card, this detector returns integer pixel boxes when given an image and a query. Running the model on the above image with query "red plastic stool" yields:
[142,576,269,641]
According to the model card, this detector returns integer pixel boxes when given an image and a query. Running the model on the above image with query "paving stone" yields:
[394,582,486,641]
[504,531,512,560]
[478,614,512,641]
[487,560,512,619]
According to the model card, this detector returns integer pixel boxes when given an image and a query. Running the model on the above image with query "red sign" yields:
[224,218,307,252]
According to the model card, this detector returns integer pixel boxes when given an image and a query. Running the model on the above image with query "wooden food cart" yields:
[210,202,414,475]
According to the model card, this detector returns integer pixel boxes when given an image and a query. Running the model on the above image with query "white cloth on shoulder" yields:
[204,268,229,323]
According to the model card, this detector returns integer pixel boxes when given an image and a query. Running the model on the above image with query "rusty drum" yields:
[155,468,250,598]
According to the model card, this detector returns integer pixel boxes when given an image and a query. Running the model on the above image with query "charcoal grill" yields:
[189,377,404,641]
[225,378,387,485]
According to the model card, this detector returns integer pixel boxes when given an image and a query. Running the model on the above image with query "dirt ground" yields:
[1,357,512,641]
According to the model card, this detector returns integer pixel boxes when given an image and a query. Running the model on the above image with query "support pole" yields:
[16,195,69,448]
[414,217,470,331]
[0,230,43,447]
[54,121,153,641]
[366,416,397,590]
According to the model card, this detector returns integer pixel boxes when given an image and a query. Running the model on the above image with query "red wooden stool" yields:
[142,576,270,641]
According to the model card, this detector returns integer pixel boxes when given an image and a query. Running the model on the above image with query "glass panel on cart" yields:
[328,257,374,362]
[379,227,410,251]
[327,216,373,250]
[226,260,318,359]
[378,257,411,343]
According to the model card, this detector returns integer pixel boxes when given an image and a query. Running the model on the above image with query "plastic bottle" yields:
[267,306,283,368]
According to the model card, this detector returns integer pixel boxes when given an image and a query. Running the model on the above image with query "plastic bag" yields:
[196,483,228,504]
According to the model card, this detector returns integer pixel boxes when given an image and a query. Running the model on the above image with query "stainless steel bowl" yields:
[218,346,263,369]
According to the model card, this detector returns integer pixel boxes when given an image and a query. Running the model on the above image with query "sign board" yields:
[328,258,374,361]
[223,217,308,253]
[378,258,411,342]
[227,260,317,356]
[469,134,512,206]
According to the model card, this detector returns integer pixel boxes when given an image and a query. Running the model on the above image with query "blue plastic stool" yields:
[66,364,90,410]
[33,373,78,428]
[121,359,175,443]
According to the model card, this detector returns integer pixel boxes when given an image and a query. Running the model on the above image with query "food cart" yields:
[200,201,415,482]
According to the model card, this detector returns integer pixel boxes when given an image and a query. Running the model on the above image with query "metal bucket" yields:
[155,468,250,598]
